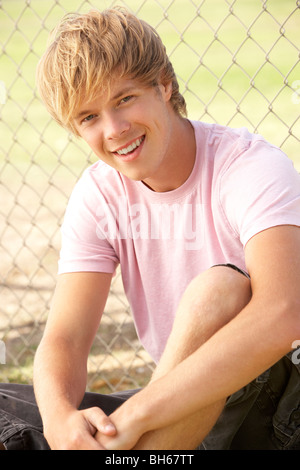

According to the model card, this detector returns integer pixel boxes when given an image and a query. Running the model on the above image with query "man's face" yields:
[74,76,174,184]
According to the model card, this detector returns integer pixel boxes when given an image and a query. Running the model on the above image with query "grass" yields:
[0,0,299,387]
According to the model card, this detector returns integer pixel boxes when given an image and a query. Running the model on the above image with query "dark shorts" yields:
[201,351,300,449]
[0,385,136,450]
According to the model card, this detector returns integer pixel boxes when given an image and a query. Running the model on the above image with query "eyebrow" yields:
[111,85,137,101]
[74,85,138,122]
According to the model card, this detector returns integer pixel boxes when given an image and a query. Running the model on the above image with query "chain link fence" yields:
[0,0,299,392]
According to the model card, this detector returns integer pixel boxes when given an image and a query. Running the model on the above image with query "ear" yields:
[158,79,172,102]
[162,80,173,102]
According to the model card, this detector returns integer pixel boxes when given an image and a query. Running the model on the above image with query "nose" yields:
[103,111,130,141]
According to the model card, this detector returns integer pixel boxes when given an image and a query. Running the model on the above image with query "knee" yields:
[167,265,252,357]
[209,265,251,311]
[181,265,252,324]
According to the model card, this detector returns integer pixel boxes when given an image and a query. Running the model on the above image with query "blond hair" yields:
[36,7,187,135]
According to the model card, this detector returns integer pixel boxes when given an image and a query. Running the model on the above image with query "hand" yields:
[95,398,146,450]
[44,407,117,450]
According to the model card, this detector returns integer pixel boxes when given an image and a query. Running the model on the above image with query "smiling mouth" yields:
[113,135,145,156]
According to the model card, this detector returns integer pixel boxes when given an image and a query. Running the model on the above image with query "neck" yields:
[142,118,196,192]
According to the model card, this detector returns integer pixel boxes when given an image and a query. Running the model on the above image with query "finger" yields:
[84,407,117,436]
[99,423,117,436]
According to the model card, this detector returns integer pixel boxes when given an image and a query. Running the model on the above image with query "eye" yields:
[83,114,97,123]
[120,95,133,104]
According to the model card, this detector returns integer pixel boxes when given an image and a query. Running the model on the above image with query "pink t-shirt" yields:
[59,121,300,363]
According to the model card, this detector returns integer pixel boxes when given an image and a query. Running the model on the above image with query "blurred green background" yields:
[1,0,299,172]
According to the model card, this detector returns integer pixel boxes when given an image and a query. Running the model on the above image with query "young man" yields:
[1,8,300,450]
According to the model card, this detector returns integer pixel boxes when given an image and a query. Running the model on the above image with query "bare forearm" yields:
[33,273,114,449]
[33,336,87,425]
[127,298,296,436]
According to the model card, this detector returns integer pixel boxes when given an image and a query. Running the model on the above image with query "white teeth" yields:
[116,137,144,155]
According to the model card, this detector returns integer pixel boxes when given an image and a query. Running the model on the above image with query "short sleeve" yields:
[220,140,300,247]
[58,174,119,275]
